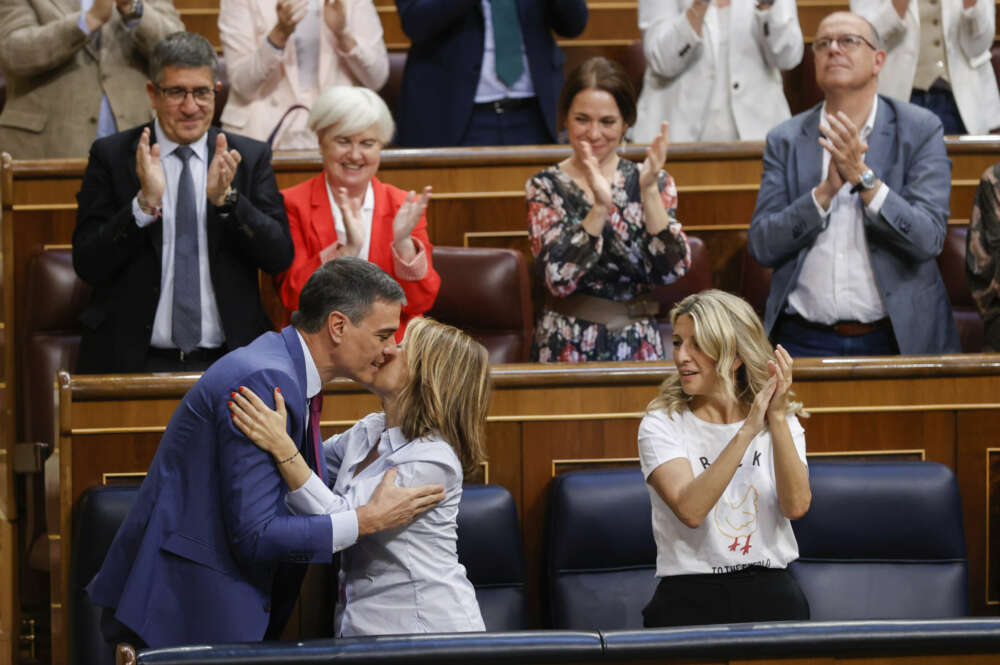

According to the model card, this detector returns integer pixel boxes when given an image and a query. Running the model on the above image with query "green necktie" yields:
[492,0,525,86]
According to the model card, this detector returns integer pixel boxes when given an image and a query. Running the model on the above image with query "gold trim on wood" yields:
[72,426,168,435]
[806,449,926,460]
[488,412,644,423]
[47,534,59,540]
[102,472,147,484]
[807,403,1000,414]
[49,604,62,609]
[988,448,1000,605]
[42,244,72,251]
[12,203,76,211]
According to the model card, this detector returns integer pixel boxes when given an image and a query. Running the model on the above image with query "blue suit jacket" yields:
[86,326,333,647]
[393,0,588,147]
[747,95,960,355]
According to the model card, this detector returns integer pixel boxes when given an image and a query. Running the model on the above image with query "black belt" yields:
[783,313,892,338]
[474,97,536,114]
[147,346,226,364]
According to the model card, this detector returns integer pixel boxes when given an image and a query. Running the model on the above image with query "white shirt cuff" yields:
[865,183,890,216]
[810,186,832,217]
[286,472,332,513]
[330,510,359,552]
[132,196,157,227]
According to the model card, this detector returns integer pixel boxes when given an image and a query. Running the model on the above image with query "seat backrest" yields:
[24,249,90,444]
[937,226,983,352]
[545,468,655,630]
[456,484,527,630]
[650,236,711,340]
[426,247,533,363]
[380,51,408,135]
[790,461,969,620]
[738,246,772,320]
[70,484,141,665]
[620,40,646,99]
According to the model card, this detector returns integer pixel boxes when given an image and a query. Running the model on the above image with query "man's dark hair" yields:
[291,257,405,333]
[150,32,219,86]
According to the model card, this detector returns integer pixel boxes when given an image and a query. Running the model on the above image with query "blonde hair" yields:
[396,318,490,475]
[308,86,395,144]
[648,290,806,418]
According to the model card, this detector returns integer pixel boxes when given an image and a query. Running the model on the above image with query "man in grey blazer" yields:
[0,0,183,159]
[748,10,959,356]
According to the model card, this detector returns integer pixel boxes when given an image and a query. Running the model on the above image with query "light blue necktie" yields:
[171,145,201,354]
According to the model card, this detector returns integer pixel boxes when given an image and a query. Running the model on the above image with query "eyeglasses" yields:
[155,84,216,107]
[812,33,877,54]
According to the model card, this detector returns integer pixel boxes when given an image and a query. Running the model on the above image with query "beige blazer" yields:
[0,0,184,159]
[218,0,388,151]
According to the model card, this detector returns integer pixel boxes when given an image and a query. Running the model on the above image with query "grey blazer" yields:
[0,0,183,159]
[747,95,960,355]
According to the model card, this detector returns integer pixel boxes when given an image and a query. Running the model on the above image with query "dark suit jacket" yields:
[394,0,588,147]
[748,96,960,355]
[86,326,333,648]
[72,122,293,373]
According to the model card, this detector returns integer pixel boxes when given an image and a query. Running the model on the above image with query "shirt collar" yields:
[153,118,209,163]
[295,330,323,399]
[819,95,879,139]
[323,178,375,215]
[361,412,414,453]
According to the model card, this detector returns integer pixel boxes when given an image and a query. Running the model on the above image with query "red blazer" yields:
[278,174,441,340]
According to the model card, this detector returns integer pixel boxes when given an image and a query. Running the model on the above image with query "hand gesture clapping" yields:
[579,141,613,209]
[135,127,165,210]
[270,0,309,47]
[206,133,242,206]
[391,185,431,259]
[818,111,868,186]
[332,186,364,257]
[639,121,670,192]
[766,344,794,419]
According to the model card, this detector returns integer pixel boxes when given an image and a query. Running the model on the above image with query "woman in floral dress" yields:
[527,57,691,362]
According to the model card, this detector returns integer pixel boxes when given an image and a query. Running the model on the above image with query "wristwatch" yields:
[850,168,877,194]
[119,0,143,22]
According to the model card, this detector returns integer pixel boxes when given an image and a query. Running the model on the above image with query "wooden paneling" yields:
[39,355,1000,660]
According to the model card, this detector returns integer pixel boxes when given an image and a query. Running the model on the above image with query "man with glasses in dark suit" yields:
[73,31,294,373]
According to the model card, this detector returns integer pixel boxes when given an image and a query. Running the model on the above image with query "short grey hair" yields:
[291,257,405,333]
[149,32,219,86]
[308,86,395,144]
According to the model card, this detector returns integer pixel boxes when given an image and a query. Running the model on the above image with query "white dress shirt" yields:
[473,0,535,102]
[294,330,360,551]
[790,97,891,325]
[286,412,485,636]
[324,178,376,260]
[132,119,225,349]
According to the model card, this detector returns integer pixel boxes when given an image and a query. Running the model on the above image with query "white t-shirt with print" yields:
[637,408,807,578]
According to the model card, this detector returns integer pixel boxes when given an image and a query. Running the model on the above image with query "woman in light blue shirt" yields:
[229,317,489,635]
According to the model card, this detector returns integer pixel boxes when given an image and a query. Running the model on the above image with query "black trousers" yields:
[642,566,810,628]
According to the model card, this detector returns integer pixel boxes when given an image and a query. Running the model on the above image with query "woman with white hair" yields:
[278,85,440,338]
[638,289,812,626]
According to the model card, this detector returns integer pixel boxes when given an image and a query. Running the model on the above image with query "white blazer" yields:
[633,0,803,143]
[851,0,1000,134]
[218,0,389,151]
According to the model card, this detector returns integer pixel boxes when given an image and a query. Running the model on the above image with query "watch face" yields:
[861,169,876,189]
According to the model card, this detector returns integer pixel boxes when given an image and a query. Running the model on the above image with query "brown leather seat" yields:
[23,249,90,445]
[426,246,533,364]
[620,40,646,99]
[940,226,984,352]
[380,51,407,135]
[739,245,772,320]
[650,236,711,340]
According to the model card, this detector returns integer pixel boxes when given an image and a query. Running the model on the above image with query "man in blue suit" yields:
[748,10,959,356]
[87,258,446,648]
[394,0,588,147]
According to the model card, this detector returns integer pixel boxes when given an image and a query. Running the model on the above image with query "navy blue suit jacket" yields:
[394,0,588,147]
[748,96,960,355]
[87,326,333,648]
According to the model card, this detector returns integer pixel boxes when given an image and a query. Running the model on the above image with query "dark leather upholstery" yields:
[380,51,407,135]
[789,461,969,620]
[456,484,527,630]
[738,227,981,350]
[24,249,90,445]
[650,236,711,340]
[71,484,142,665]
[71,483,526,663]
[545,468,655,630]
[212,56,229,128]
[620,40,646,99]
[136,631,604,665]
[426,247,533,364]
[938,227,984,352]
[546,462,969,630]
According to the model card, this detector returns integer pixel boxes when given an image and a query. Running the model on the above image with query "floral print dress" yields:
[527,159,691,362]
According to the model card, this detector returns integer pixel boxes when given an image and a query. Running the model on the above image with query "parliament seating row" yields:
[72,483,526,665]
[73,462,980,665]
